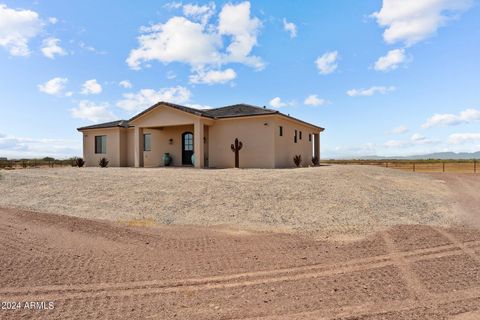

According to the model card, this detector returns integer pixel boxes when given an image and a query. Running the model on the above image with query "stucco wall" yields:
[129,106,200,127]
[142,125,194,167]
[80,106,321,169]
[82,128,122,167]
[273,118,317,168]
[208,116,275,168]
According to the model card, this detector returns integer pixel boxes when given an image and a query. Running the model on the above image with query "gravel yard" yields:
[0,165,459,239]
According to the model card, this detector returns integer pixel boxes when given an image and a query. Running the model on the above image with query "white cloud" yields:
[186,104,213,110]
[119,80,132,89]
[390,125,408,134]
[0,4,43,56]
[116,86,191,112]
[269,97,289,108]
[283,18,297,38]
[38,77,68,95]
[315,51,338,75]
[448,133,480,145]
[0,133,81,158]
[410,133,427,142]
[166,70,177,79]
[304,94,327,106]
[374,48,407,72]
[70,101,117,123]
[127,16,221,70]
[81,79,102,95]
[371,0,474,46]
[384,133,435,148]
[189,68,236,84]
[127,1,263,73]
[164,2,182,10]
[218,2,263,69]
[347,86,396,97]
[422,108,480,128]
[48,17,58,24]
[79,42,107,55]
[41,37,67,59]
[183,2,215,25]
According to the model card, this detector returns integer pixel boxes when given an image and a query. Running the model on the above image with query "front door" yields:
[182,132,194,165]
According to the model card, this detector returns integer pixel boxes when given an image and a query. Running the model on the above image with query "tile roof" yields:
[77,102,324,131]
[204,104,278,118]
[76,120,131,131]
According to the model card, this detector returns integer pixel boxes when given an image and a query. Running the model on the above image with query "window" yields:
[183,132,193,151]
[279,126,283,136]
[309,134,312,142]
[294,130,297,143]
[95,135,106,154]
[144,133,151,151]
[299,131,302,140]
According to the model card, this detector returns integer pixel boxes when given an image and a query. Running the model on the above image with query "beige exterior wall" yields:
[273,117,317,168]
[142,125,194,167]
[82,128,124,167]
[79,105,322,169]
[209,116,275,168]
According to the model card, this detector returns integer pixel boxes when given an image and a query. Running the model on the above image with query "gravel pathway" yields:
[0,165,457,239]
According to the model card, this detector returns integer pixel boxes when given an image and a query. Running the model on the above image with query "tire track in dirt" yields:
[242,287,480,320]
[381,231,431,298]
[433,227,480,264]
[0,239,477,302]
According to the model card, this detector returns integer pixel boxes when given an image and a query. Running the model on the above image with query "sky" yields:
[0,0,479,159]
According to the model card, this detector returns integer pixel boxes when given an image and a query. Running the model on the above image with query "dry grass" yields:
[0,165,461,239]
[324,160,478,173]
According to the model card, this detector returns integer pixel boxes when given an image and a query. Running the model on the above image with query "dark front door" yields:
[182,132,194,165]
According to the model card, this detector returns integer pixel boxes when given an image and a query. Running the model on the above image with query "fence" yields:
[323,160,478,173]
[0,159,75,170]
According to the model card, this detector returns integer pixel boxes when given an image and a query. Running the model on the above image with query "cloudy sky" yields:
[0,0,479,159]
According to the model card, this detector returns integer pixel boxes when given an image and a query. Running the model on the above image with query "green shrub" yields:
[293,155,302,167]
[75,157,85,167]
[98,157,109,168]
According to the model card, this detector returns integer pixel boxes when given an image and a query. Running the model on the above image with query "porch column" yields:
[134,127,144,168]
[194,120,204,168]
[314,133,320,161]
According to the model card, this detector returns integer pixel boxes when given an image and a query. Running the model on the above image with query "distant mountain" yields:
[342,151,480,160]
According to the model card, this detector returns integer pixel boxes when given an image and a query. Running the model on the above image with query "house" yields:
[77,102,324,168]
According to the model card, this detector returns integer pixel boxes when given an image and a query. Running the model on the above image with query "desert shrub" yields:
[312,156,320,166]
[98,157,109,168]
[293,155,302,167]
[75,157,85,167]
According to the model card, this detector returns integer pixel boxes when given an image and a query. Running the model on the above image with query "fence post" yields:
[413,162,415,172]
[475,160,477,174]
[443,162,445,173]
[385,162,388,168]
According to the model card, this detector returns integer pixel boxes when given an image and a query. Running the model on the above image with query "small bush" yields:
[98,157,109,168]
[312,156,320,166]
[75,157,85,167]
[293,155,302,167]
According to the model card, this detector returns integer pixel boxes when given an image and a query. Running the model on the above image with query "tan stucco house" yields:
[77,102,324,168]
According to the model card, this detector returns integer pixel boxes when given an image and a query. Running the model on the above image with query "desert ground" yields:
[0,165,479,319]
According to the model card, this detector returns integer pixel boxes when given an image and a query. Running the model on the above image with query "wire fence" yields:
[323,160,478,173]
[0,159,76,170]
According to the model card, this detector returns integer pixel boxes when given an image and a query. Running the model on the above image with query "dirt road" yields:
[1,207,480,319]
[427,173,480,228]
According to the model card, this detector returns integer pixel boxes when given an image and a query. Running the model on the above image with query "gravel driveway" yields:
[0,165,457,239]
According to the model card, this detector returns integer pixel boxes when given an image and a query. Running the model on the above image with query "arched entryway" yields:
[181,131,194,165]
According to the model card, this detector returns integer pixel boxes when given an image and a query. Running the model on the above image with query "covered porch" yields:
[129,104,213,168]
[133,120,210,168]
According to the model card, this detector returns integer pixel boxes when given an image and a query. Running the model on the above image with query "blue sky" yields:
[0,0,479,159]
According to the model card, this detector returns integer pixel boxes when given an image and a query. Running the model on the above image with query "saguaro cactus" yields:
[230,138,243,168]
